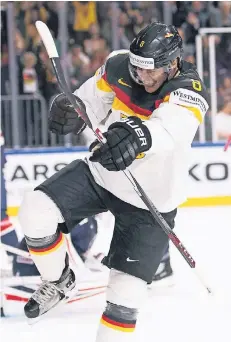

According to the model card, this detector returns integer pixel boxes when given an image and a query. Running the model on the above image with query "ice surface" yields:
[1,206,231,342]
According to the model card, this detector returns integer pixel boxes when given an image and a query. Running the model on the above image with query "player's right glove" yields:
[49,93,86,135]
[89,116,152,171]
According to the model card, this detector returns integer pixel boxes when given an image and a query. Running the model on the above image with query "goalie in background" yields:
[0,129,19,276]
[13,216,100,277]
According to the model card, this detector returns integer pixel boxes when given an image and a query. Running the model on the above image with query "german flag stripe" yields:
[112,97,151,121]
[29,233,64,255]
[102,73,108,82]
[101,317,135,332]
[113,86,152,117]
[101,314,136,330]
[155,94,170,109]
[163,94,170,102]
[103,313,136,325]
[27,231,62,251]
[96,77,113,93]
[96,72,113,93]
[113,97,134,115]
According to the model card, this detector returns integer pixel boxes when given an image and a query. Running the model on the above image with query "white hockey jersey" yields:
[74,52,209,212]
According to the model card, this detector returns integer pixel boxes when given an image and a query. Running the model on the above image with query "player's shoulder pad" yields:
[160,62,210,118]
[95,50,129,82]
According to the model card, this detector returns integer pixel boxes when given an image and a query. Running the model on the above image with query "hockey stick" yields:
[0,243,30,258]
[35,21,212,294]
[2,285,106,317]
[224,136,231,152]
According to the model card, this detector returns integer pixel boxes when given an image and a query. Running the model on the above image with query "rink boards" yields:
[4,143,231,216]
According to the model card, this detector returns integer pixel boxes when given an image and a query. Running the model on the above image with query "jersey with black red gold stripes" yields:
[74,51,209,213]
[95,51,209,124]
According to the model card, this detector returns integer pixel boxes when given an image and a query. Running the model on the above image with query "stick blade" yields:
[35,21,58,58]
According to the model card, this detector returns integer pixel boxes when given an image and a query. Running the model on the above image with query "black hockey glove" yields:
[89,117,152,171]
[49,93,86,135]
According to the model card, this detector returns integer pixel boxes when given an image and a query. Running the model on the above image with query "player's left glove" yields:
[89,117,152,171]
[49,93,86,135]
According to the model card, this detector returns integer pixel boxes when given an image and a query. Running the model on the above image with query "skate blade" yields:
[27,285,78,325]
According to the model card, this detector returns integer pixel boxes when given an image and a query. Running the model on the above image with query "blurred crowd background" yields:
[1,1,231,148]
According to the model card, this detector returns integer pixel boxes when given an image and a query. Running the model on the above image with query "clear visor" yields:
[129,52,169,86]
[136,67,165,77]
[136,67,166,87]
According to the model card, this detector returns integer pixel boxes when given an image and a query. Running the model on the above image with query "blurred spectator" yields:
[117,27,131,49]
[90,48,109,72]
[1,4,7,48]
[119,1,139,15]
[15,29,26,56]
[25,23,42,56]
[219,76,231,104]
[170,1,188,28]
[118,11,135,42]
[220,1,231,26]
[83,23,107,57]
[216,34,231,75]
[131,10,147,35]
[77,64,95,88]
[70,1,98,46]
[119,1,152,33]
[138,2,160,24]
[16,2,48,37]
[209,1,231,27]
[97,2,112,48]
[20,52,38,94]
[66,44,90,90]
[25,6,41,26]
[1,47,10,95]
[190,1,209,27]
[16,2,33,38]
[177,27,195,57]
[37,48,59,101]
[42,2,59,39]
[18,51,40,146]
[181,12,199,46]
[215,102,231,140]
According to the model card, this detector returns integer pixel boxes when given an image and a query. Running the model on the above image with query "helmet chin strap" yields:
[167,57,182,80]
[166,65,180,81]
[158,65,179,90]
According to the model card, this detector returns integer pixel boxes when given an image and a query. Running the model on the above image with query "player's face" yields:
[136,67,167,93]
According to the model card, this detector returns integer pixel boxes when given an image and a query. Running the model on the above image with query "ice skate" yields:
[24,262,76,321]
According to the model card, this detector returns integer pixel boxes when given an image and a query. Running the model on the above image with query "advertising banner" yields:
[4,145,231,215]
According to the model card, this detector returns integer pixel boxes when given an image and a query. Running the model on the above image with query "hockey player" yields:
[18,22,209,341]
